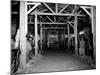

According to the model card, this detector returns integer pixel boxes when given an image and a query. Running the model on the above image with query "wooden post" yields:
[74,5,78,55]
[19,1,27,68]
[91,6,96,61]
[54,16,56,22]
[56,3,58,13]
[63,29,65,48]
[35,11,38,55]
[40,22,43,52]
[67,24,70,49]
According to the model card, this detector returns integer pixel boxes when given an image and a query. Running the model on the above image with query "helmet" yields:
[26,33,33,40]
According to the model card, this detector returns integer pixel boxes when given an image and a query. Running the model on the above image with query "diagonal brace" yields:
[68,22,74,28]
[80,6,91,17]
[43,3,55,13]
[59,5,69,13]
[46,16,54,22]
[27,3,41,14]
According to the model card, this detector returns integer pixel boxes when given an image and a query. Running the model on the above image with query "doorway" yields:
[41,27,67,54]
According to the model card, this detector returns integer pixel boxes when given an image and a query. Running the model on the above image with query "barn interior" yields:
[11,1,96,74]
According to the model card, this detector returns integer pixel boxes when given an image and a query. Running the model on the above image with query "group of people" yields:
[11,28,42,64]
[26,33,41,63]
[11,28,37,73]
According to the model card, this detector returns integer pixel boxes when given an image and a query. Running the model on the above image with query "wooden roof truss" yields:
[26,2,92,29]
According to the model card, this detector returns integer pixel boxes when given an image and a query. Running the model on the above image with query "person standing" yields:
[79,38,85,56]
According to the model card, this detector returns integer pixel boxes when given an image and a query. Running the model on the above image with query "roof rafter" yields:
[80,6,91,17]
[42,2,55,13]
[27,3,41,14]
[59,5,69,13]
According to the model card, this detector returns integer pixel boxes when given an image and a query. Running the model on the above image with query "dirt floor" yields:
[17,50,95,74]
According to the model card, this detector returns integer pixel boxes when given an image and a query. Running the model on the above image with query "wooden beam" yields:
[57,17,63,22]
[54,16,56,22]
[31,12,85,16]
[42,27,67,29]
[80,6,91,9]
[68,22,74,28]
[34,11,38,55]
[80,6,91,17]
[67,24,70,49]
[27,2,40,5]
[63,30,66,47]
[43,3,55,13]
[59,5,69,13]
[67,5,79,23]
[46,16,54,22]
[55,3,58,13]
[78,10,81,14]
[28,22,74,24]
[41,9,48,12]
[40,22,43,53]
[71,6,76,14]
[19,1,27,68]
[74,6,78,55]
[27,3,41,14]
[91,7,94,34]
[41,22,69,24]
[91,6,96,61]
